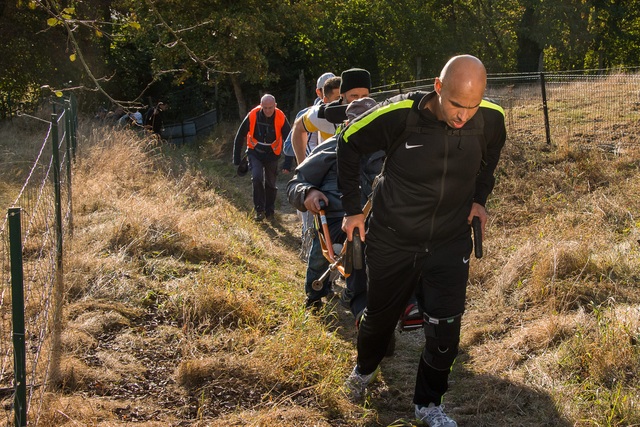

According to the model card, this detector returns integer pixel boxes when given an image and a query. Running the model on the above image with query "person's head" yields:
[432,54,486,129]
[345,97,377,123]
[339,68,371,104]
[324,94,377,125]
[315,72,335,99]
[132,111,143,125]
[260,94,277,117]
[322,76,342,103]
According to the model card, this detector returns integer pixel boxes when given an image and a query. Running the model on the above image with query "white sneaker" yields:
[344,365,379,401]
[415,403,457,427]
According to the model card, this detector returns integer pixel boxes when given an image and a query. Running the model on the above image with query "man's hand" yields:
[303,189,329,214]
[342,214,366,242]
[467,202,487,240]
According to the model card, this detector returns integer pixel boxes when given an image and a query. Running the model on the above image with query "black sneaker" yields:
[254,211,265,221]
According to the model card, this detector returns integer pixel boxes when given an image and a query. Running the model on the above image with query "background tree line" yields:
[1,0,638,122]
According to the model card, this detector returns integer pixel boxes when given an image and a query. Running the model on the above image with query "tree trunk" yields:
[516,6,543,72]
[230,74,247,119]
[298,69,307,109]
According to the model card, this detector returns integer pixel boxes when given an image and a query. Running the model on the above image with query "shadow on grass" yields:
[321,295,572,427]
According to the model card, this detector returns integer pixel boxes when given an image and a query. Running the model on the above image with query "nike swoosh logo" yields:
[462,257,470,264]
[405,142,423,149]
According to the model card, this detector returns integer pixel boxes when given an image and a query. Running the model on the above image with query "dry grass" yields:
[2,84,640,426]
[31,122,358,426]
[457,136,640,426]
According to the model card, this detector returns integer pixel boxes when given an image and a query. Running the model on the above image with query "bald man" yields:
[337,55,506,426]
[233,94,291,221]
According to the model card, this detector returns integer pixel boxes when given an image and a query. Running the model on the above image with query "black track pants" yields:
[356,234,472,405]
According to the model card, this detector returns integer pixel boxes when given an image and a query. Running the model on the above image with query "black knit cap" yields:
[340,68,371,94]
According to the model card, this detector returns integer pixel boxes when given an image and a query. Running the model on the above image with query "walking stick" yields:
[311,208,364,291]
[316,200,336,261]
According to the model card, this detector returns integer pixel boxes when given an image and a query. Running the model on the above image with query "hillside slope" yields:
[34,123,640,426]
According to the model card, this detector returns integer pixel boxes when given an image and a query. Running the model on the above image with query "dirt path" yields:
[271,171,429,426]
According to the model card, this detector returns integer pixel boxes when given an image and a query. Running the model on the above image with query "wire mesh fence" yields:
[0,97,75,426]
[371,68,640,151]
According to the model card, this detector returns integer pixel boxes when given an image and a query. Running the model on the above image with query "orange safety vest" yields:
[246,106,286,155]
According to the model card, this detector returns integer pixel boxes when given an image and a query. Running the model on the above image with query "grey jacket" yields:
[287,136,383,219]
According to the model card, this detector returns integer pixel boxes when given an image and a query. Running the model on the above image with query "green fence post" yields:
[51,112,63,255]
[8,208,27,427]
[48,112,64,389]
[539,72,552,145]
[64,100,74,236]
[70,93,78,160]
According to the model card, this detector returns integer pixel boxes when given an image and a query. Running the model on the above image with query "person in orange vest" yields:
[233,94,291,221]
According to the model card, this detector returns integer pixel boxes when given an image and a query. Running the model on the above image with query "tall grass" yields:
[2,87,639,425]
[461,138,640,426]
[35,123,361,426]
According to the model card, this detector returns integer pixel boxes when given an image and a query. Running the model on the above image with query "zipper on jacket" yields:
[429,133,451,240]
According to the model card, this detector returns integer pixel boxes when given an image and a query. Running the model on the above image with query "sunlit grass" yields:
[2,78,640,425]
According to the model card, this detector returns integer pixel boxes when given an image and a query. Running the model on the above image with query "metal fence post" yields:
[51,112,63,257]
[64,100,74,236]
[8,208,27,427]
[48,112,64,389]
[70,93,78,160]
[539,72,552,145]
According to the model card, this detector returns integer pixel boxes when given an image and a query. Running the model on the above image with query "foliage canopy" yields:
[1,0,639,118]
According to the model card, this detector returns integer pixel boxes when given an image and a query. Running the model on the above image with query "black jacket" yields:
[336,91,506,251]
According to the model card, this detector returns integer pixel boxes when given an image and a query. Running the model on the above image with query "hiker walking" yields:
[144,101,168,136]
[233,94,291,221]
[286,67,372,303]
[287,97,378,313]
[337,55,507,427]
[290,68,371,165]
[284,74,341,261]
[282,72,336,174]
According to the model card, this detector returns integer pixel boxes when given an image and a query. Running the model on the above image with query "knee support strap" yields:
[421,313,462,371]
